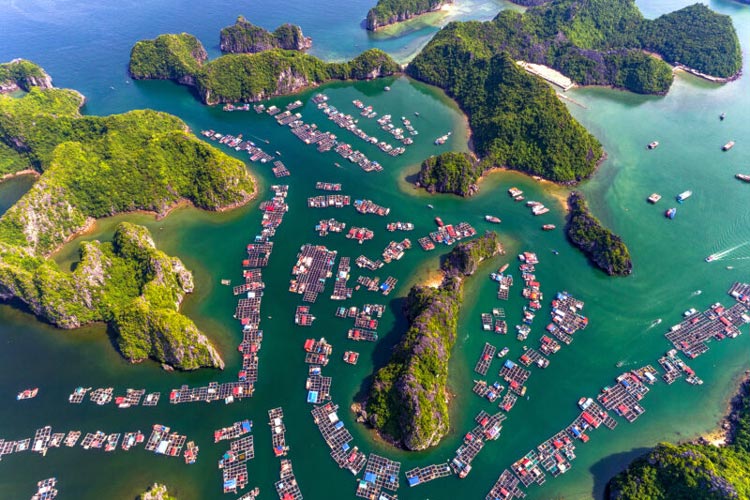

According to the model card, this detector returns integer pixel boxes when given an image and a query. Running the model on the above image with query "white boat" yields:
[676,190,692,202]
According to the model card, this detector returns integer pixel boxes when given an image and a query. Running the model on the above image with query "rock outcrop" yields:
[366,0,453,31]
[0,59,53,93]
[140,483,175,500]
[417,152,481,197]
[566,192,632,276]
[220,16,312,53]
[367,232,503,450]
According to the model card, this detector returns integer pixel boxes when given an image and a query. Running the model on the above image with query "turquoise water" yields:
[1,0,750,499]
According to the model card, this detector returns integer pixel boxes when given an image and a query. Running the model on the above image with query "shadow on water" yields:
[590,447,651,499]
[353,295,409,403]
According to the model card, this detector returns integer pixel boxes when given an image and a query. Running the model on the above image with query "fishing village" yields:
[3,61,750,500]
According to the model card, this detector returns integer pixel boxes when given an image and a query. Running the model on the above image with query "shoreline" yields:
[696,371,750,447]
[47,182,257,258]
[0,169,40,184]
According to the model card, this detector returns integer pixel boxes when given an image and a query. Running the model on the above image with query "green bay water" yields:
[1,0,750,498]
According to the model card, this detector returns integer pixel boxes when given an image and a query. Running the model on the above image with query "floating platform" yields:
[269,407,289,457]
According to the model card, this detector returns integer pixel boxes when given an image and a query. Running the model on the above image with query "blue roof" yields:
[408,477,419,486]
[307,390,319,403]
[504,359,516,369]
[364,472,377,483]
[342,443,350,451]
[241,421,252,432]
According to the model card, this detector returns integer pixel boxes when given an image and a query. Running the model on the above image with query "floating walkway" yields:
[310,402,367,475]
[269,408,289,457]
[356,454,400,499]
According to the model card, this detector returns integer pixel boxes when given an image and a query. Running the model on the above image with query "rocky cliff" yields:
[367,232,502,450]
[417,152,481,197]
[366,0,453,31]
[220,16,312,53]
[0,59,53,93]
[129,30,400,105]
[0,77,255,370]
[566,192,632,276]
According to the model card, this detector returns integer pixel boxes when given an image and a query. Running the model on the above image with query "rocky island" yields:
[0,65,255,369]
[608,377,750,499]
[0,59,53,94]
[129,33,399,105]
[365,0,453,31]
[417,152,481,197]
[140,483,176,500]
[367,231,503,450]
[220,16,312,53]
[565,192,632,276]
[414,0,741,96]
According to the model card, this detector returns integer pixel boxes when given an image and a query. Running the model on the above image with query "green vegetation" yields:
[0,59,52,92]
[130,33,399,104]
[608,379,750,499]
[140,483,176,500]
[411,0,740,101]
[565,192,632,276]
[409,49,603,182]
[0,79,255,369]
[366,0,449,30]
[418,152,480,196]
[642,4,742,79]
[368,232,502,450]
[128,33,207,83]
[220,16,312,53]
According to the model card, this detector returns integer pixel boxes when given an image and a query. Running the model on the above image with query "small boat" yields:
[705,254,718,262]
[498,263,509,273]
[727,266,735,270]
[427,204,434,209]
[17,388,38,400]
[435,217,444,227]
[542,224,556,231]
[665,207,676,219]
[723,141,735,151]
[551,249,559,255]
[676,190,692,202]
[735,174,750,183]
[220,279,231,286]
[384,86,391,91]
[485,215,501,224]
[497,347,510,358]
[414,111,420,116]
[647,141,659,150]
[720,112,726,121]
[578,397,593,410]
[647,193,661,204]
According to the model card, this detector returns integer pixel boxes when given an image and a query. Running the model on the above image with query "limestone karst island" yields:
[2,1,750,499]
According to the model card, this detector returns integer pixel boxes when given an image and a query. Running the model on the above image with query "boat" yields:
[484,215,501,224]
[727,266,735,270]
[497,347,510,358]
[498,263,509,273]
[384,86,391,91]
[676,190,692,202]
[723,141,735,151]
[343,351,359,365]
[577,397,593,410]
[705,254,718,262]
[647,141,659,150]
[427,204,434,209]
[414,111,420,116]
[647,193,661,204]
[720,112,726,121]
[542,224,556,231]
[435,217,444,227]
[17,388,38,400]
[665,207,676,219]
[736,174,750,183]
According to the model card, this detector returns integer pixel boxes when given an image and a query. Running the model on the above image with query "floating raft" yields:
[546,291,588,345]
[144,424,186,457]
[269,407,289,457]
[499,360,530,396]
[220,435,255,494]
[355,255,383,270]
[121,431,144,451]
[597,372,649,423]
[169,381,254,404]
[354,199,390,216]
[31,477,58,500]
[331,257,353,301]
[347,328,378,342]
[356,454,401,499]
[308,195,350,208]
[272,160,290,178]
[68,386,91,404]
[304,338,332,366]
[214,420,253,443]
[310,402,366,474]
[114,388,145,408]
[316,182,342,191]
[305,373,332,404]
[474,343,497,375]
[316,218,346,237]
[497,274,513,300]
[89,387,113,405]
[519,348,549,369]
[539,336,560,355]
[289,244,337,304]
[237,487,261,500]
[405,463,453,487]
[665,300,747,358]
[275,459,303,500]
[485,469,526,500]
[512,450,546,487]
[382,239,410,262]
